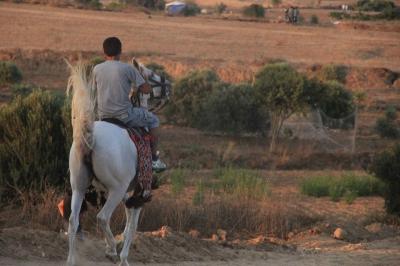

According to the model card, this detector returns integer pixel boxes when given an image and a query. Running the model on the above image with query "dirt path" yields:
[1,2,399,70]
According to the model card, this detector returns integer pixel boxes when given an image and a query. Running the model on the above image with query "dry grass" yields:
[0,2,399,72]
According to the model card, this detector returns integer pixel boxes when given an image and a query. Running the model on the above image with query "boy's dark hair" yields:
[103,37,122,56]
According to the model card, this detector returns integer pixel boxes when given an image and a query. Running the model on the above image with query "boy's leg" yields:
[125,107,166,172]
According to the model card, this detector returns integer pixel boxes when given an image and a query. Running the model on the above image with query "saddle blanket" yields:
[127,128,153,193]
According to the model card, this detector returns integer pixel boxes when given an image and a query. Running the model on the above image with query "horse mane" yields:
[66,60,95,158]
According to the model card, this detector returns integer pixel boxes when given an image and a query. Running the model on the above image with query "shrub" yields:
[201,83,268,134]
[329,11,351,20]
[300,173,385,201]
[105,2,125,11]
[0,90,71,200]
[356,0,395,12]
[243,4,265,18]
[370,144,400,216]
[215,2,227,14]
[145,62,173,81]
[310,14,319,24]
[183,1,201,16]
[164,69,221,127]
[0,61,22,85]
[318,81,355,121]
[319,64,348,84]
[271,0,281,7]
[132,0,166,10]
[11,83,34,98]
[375,106,399,139]
[75,0,102,9]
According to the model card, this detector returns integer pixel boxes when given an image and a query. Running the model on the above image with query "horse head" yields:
[131,58,172,113]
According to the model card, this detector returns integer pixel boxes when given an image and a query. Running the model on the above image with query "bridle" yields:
[131,59,171,113]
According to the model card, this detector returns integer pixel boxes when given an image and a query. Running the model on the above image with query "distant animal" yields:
[66,60,171,266]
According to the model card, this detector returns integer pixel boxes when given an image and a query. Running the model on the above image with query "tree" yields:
[254,63,307,152]
[370,144,400,216]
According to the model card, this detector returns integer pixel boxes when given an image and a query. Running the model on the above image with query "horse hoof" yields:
[119,261,130,266]
[105,253,119,263]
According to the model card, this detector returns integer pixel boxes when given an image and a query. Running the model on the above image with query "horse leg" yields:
[97,187,127,262]
[67,147,90,266]
[119,207,142,266]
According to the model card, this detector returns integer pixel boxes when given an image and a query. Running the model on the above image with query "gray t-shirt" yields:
[93,60,145,120]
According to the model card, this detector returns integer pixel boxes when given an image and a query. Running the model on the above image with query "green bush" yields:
[11,83,34,98]
[375,106,399,139]
[319,64,348,84]
[310,14,319,24]
[164,69,221,127]
[370,144,400,216]
[271,0,281,7]
[0,61,22,85]
[356,0,395,12]
[183,1,201,16]
[201,83,268,134]
[75,0,102,9]
[329,11,351,20]
[132,0,165,10]
[0,90,71,200]
[300,173,385,201]
[105,1,125,11]
[215,2,227,14]
[243,4,265,18]
[145,62,173,81]
[318,81,355,121]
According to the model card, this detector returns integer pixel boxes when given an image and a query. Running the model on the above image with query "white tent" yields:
[165,1,186,16]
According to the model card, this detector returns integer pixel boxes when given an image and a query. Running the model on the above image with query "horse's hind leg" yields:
[119,207,142,266]
[97,187,127,262]
[67,147,90,266]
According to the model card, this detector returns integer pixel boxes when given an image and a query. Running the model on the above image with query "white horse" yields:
[66,59,171,266]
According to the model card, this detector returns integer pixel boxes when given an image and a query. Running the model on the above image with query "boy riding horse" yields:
[93,36,166,172]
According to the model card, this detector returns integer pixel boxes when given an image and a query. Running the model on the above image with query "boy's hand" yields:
[139,83,151,94]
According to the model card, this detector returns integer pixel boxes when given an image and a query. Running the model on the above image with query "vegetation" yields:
[75,0,102,10]
[215,2,227,14]
[164,69,221,127]
[212,168,269,200]
[0,61,22,85]
[356,0,395,12]
[254,63,307,151]
[370,144,400,216]
[105,1,125,11]
[145,62,173,81]
[310,14,319,24]
[183,1,201,16]
[318,64,348,84]
[10,83,34,98]
[375,106,399,139]
[243,4,265,18]
[300,173,385,202]
[169,169,186,196]
[0,90,70,200]
[271,0,282,7]
[201,83,268,134]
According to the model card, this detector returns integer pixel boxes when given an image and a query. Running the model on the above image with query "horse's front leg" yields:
[119,207,142,266]
[97,187,127,263]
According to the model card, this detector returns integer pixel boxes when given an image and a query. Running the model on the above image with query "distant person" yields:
[93,37,167,172]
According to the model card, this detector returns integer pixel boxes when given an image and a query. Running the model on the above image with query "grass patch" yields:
[169,169,186,196]
[300,173,385,202]
[212,168,270,200]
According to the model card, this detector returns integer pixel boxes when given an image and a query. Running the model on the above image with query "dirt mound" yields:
[0,226,285,264]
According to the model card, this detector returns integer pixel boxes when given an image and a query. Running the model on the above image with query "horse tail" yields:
[66,60,95,158]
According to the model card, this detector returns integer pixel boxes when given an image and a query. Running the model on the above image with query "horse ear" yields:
[132,58,139,69]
